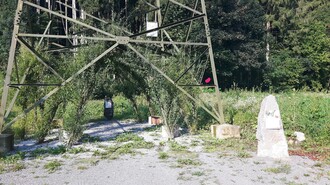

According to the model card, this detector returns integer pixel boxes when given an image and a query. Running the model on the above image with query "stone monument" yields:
[257,95,289,158]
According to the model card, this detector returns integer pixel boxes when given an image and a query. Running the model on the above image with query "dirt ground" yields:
[0,120,329,185]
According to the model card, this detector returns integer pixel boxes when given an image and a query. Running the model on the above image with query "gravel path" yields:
[1,120,329,185]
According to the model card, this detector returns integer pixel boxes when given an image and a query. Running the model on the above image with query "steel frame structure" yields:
[0,0,225,133]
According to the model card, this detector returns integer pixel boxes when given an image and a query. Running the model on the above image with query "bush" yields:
[62,103,88,148]
[278,92,330,146]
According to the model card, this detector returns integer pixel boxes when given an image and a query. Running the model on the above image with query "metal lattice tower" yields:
[0,0,225,133]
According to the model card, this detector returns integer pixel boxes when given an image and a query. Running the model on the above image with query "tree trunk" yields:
[266,21,271,62]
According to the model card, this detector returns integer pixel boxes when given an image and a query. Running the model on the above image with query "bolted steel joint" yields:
[115,36,130,44]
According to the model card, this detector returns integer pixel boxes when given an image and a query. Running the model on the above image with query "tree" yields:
[0,0,16,72]
[207,0,266,88]
[262,0,330,90]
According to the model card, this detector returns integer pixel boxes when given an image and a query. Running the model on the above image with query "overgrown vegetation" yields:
[93,133,154,159]
[44,160,62,173]
[0,0,329,163]
[0,153,25,174]
[263,164,292,174]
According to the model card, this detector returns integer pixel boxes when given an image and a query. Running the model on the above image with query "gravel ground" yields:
[0,120,329,185]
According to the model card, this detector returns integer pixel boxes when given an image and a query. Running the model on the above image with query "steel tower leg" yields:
[201,0,225,124]
[0,0,24,133]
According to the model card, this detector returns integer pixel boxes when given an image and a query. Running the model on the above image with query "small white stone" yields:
[294,131,305,142]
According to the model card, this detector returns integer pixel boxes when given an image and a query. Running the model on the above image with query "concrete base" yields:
[210,124,241,139]
[161,125,180,139]
[148,116,162,125]
[0,134,14,153]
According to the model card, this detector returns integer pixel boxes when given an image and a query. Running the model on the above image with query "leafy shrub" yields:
[62,103,87,148]
[12,116,28,140]
[278,92,330,146]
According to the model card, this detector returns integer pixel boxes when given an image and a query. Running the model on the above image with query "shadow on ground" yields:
[14,119,152,153]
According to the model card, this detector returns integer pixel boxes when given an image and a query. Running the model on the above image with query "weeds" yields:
[115,132,143,142]
[31,146,66,157]
[158,152,169,159]
[237,151,252,158]
[144,126,161,132]
[44,160,62,173]
[0,152,26,174]
[93,134,154,159]
[169,141,188,152]
[77,166,88,170]
[68,147,89,154]
[192,171,205,176]
[176,158,202,167]
[264,164,291,174]
[80,134,101,143]
[190,140,200,147]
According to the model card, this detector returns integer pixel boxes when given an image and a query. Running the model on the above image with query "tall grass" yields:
[84,95,149,121]
[220,89,329,148]
[9,90,329,156]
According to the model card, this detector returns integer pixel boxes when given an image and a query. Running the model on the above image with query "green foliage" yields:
[0,152,26,174]
[31,146,66,157]
[83,95,149,121]
[44,160,62,173]
[93,133,154,159]
[278,92,330,146]
[176,158,201,167]
[262,0,330,90]
[263,164,291,174]
[80,134,101,143]
[0,0,16,70]
[237,151,252,158]
[68,147,89,154]
[115,132,144,142]
[62,103,86,148]
[12,115,28,140]
[264,50,305,91]
[112,95,138,120]
[169,141,188,152]
[83,100,104,121]
[158,152,170,159]
[208,0,266,88]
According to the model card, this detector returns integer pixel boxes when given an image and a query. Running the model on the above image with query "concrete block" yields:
[0,134,14,153]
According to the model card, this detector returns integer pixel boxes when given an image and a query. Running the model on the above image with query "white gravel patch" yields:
[1,120,329,185]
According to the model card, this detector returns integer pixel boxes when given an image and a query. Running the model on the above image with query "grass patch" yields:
[114,132,144,143]
[80,134,101,143]
[94,135,154,159]
[264,164,291,174]
[237,150,252,158]
[192,171,205,176]
[169,141,188,152]
[176,158,202,167]
[313,162,322,168]
[190,140,200,147]
[0,152,26,174]
[200,131,256,153]
[158,152,170,159]
[144,126,161,132]
[31,145,66,157]
[68,147,89,154]
[44,160,62,173]
[77,166,88,170]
